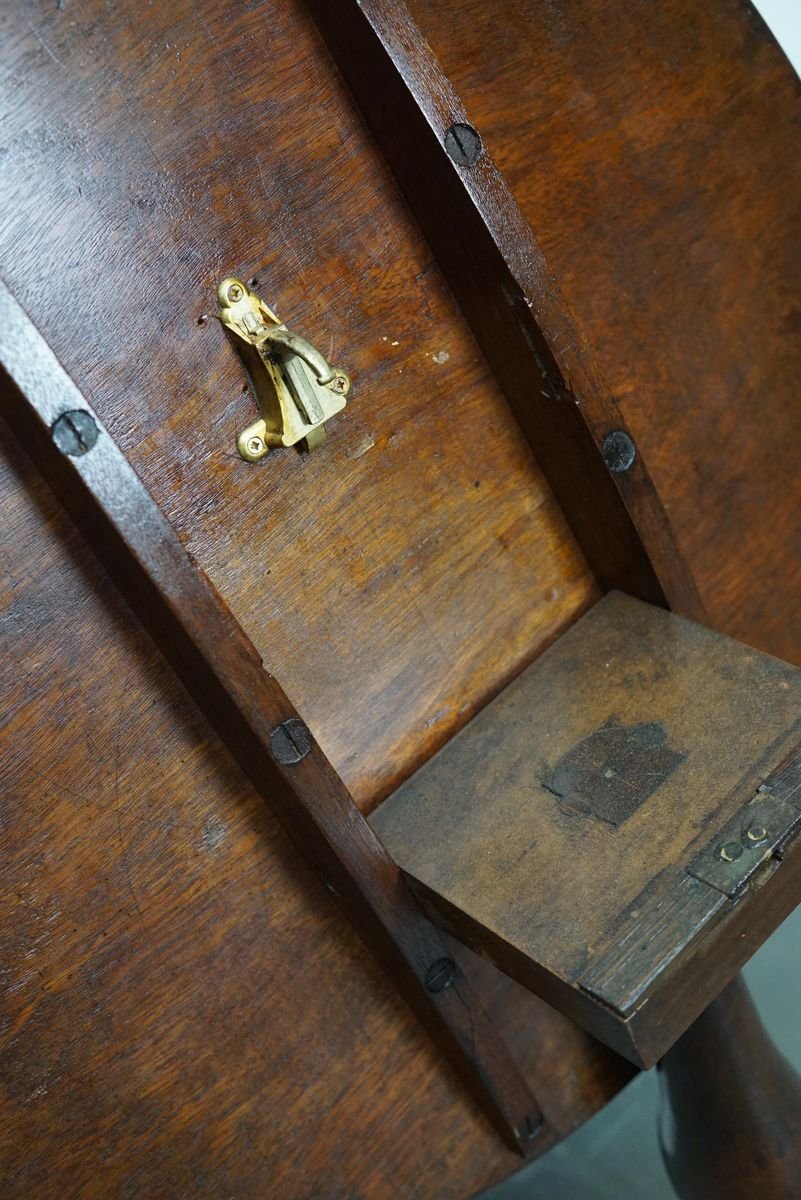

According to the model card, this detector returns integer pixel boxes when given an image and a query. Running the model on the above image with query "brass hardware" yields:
[217,277,350,460]
[688,790,801,896]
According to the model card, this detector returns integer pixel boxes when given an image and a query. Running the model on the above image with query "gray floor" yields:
[480,905,801,1199]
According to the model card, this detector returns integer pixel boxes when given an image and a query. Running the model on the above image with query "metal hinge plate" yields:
[687,753,801,896]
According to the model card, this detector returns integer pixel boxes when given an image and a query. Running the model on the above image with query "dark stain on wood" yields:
[544,718,686,827]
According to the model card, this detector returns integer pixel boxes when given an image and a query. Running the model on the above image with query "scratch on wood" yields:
[29,24,65,68]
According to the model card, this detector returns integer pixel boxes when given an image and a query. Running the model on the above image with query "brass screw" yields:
[718,841,743,863]
[332,375,347,394]
[745,823,768,844]
[227,283,243,303]
[247,435,264,456]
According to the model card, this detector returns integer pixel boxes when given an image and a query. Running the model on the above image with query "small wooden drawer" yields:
[372,593,801,1066]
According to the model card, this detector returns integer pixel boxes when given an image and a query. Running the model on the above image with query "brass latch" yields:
[217,277,350,460]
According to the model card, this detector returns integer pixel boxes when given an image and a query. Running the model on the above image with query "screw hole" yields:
[197,314,208,325]
[248,277,259,288]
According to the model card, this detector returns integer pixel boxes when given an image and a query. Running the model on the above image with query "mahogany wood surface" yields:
[3,0,799,1194]
[0,388,634,1198]
[308,0,706,622]
[405,0,801,664]
[0,0,595,811]
[0,279,544,1154]
[0,0,637,1194]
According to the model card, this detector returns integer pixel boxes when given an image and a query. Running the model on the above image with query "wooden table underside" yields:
[1,0,800,1196]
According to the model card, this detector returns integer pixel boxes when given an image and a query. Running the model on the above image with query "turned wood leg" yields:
[658,974,801,1199]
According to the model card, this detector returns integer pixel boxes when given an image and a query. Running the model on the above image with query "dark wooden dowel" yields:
[658,974,801,1199]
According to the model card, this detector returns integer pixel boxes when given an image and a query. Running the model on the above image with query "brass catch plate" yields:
[217,277,350,460]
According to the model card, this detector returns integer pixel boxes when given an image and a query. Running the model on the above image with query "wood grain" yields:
[405,0,801,664]
[5,0,798,1190]
[1,277,547,1154]
[0,399,634,1199]
[308,0,706,621]
[0,0,634,1189]
[373,593,801,1065]
[0,0,595,810]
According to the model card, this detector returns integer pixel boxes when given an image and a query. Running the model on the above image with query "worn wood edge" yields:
[399,737,801,1067]
[584,740,801,998]
[577,763,801,1065]
[0,276,544,1156]
[626,823,801,1067]
[402,872,651,1066]
[305,0,706,620]
[618,743,801,1062]
[405,831,801,1070]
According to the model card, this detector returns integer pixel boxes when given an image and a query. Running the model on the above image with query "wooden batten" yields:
[403,0,801,666]
[0,279,546,1154]
[307,0,706,620]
